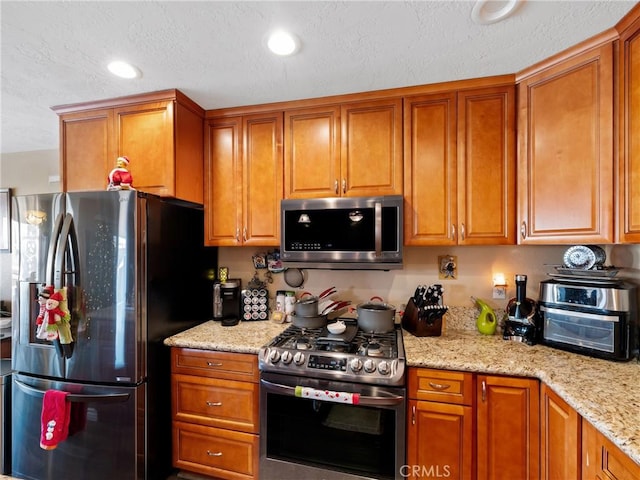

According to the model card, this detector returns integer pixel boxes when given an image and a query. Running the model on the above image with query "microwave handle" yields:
[375,201,382,258]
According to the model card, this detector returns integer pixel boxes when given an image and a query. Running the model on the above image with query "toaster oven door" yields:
[540,305,632,360]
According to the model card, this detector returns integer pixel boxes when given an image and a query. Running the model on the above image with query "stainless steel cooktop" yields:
[258,319,405,386]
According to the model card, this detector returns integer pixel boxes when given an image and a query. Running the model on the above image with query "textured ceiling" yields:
[0,0,636,155]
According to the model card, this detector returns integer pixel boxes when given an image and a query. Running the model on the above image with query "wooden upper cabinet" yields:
[204,112,283,247]
[284,105,340,198]
[59,109,114,192]
[205,116,243,246]
[242,112,283,246]
[54,89,205,204]
[341,98,403,197]
[404,92,458,245]
[458,85,516,245]
[617,4,640,243]
[284,98,402,198]
[517,41,615,244]
[404,84,515,246]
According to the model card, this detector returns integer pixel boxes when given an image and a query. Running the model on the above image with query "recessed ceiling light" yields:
[471,0,520,25]
[107,60,141,79]
[266,30,300,56]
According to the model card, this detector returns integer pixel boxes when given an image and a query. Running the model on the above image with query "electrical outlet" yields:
[493,286,507,299]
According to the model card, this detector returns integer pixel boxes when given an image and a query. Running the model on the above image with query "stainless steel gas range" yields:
[258,319,406,480]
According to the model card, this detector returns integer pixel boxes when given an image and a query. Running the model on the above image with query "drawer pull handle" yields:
[207,362,223,367]
[207,450,223,457]
[206,401,222,407]
[428,382,451,391]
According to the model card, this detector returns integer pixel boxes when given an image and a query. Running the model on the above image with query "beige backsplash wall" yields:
[217,244,640,313]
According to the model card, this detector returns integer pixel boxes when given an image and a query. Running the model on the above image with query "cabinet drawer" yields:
[172,374,259,433]
[172,348,259,382]
[408,368,473,405]
[173,421,259,480]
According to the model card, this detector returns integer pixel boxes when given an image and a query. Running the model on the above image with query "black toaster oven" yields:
[538,278,638,361]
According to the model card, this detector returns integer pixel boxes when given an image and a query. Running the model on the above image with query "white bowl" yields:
[327,321,346,334]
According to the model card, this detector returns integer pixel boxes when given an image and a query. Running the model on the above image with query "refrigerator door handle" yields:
[14,379,130,404]
[45,213,65,286]
[54,213,80,289]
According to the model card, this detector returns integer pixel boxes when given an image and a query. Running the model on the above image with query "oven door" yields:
[260,372,405,480]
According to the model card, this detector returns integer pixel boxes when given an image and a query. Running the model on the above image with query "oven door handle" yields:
[260,378,405,406]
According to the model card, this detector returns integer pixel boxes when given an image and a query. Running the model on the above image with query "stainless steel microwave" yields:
[280,195,403,270]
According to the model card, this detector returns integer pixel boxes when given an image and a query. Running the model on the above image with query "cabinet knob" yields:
[243,227,247,242]
[334,179,338,194]
[451,224,456,241]
[428,381,451,391]
[520,221,527,240]
[235,228,240,242]
[342,178,347,194]
[206,401,222,407]
[460,223,466,241]
[206,450,223,457]
[482,380,487,402]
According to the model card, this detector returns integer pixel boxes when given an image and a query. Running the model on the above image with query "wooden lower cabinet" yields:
[476,375,540,480]
[406,368,474,479]
[541,384,581,480]
[171,348,259,480]
[582,418,640,480]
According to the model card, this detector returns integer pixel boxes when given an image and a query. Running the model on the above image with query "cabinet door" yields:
[242,112,283,246]
[541,384,581,480]
[476,375,540,480]
[115,100,175,197]
[406,399,473,480]
[618,10,640,242]
[403,93,457,245]
[284,105,341,198]
[458,86,516,245]
[205,116,243,246]
[341,98,403,196]
[518,44,614,244]
[59,109,114,192]
[582,419,640,480]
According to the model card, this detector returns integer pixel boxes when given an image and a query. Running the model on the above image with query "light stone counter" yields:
[164,307,640,466]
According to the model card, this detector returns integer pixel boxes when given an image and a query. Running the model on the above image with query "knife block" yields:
[401,298,444,337]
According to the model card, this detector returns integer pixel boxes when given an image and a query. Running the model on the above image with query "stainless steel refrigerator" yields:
[10,190,217,480]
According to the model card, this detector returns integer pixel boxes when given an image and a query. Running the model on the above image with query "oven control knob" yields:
[293,352,305,365]
[269,350,281,363]
[281,351,293,364]
[364,359,376,373]
[350,358,363,372]
[378,361,391,375]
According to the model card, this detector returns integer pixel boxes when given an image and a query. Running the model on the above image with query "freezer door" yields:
[64,191,141,384]
[12,194,66,377]
[11,374,143,480]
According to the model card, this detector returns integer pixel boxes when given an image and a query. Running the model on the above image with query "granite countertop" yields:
[164,307,640,466]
